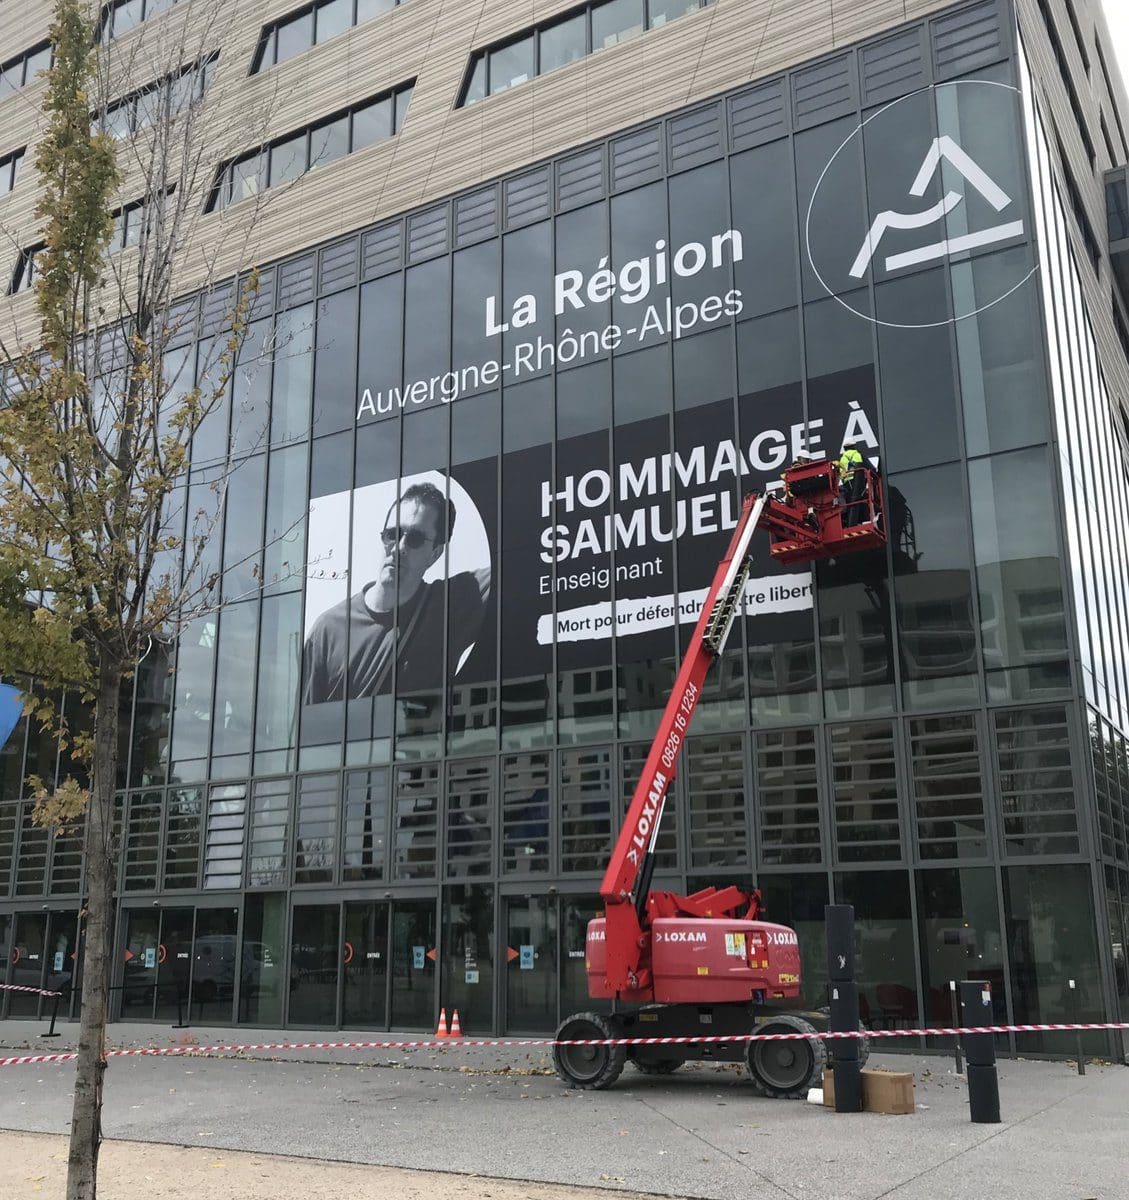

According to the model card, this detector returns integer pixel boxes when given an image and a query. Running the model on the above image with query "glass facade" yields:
[1,1,1125,1055]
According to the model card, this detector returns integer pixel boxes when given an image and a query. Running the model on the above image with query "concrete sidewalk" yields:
[1,1017,1127,1199]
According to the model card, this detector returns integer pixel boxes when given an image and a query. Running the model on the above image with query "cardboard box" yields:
[822,1067,915,1115]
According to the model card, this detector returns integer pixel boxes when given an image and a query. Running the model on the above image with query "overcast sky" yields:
[1102,0,1129,95]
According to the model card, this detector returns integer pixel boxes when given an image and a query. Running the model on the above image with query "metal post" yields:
[173,987,187,1030]
[959,980,1000,1124]
[826,904,862,1113]
[40,991,61,1039]
[949,980,962,1074]
[1069,979,1085,1076]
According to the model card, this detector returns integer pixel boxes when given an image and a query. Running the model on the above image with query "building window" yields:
[97,0,180,43]
[0,42,53,98]
[252,0,405,73]
[501,753,550,875]
[106,195,164,253]
[459,0,712,106]
[206,81,414,211]
[756,728,822,866]
[8,244,45,295]
[99,56,217,140]
[0,147,25,197]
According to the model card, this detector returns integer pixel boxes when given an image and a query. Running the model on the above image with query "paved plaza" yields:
[1,1021,1127,1199]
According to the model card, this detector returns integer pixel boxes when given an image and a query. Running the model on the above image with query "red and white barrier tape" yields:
[0,983,62,998]
[1,1021,1127,1069]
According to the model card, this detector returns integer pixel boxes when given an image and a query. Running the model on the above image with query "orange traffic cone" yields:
[435,1007,449,1039]
[450,1009,462,1038]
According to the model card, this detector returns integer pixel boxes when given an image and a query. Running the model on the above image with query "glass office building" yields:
[2,0,1128,1057]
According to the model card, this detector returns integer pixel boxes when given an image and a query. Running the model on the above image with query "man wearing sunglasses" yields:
[302,480,485,703]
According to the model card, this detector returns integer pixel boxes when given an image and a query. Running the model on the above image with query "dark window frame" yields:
[457,0,710,107]
[206,80,415,212]
[0,41,54,94]
[250,0,409,75]
[96,0,181,45]
[0,147,26,197]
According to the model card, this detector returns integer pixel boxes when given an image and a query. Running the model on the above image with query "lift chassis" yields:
[552,458,884,1096]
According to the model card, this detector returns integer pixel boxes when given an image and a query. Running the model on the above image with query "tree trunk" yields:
[66,651,122,1200]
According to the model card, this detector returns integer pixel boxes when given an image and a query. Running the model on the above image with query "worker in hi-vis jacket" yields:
[838,445,866,527]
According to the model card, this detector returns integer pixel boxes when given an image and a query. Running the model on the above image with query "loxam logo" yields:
[765,930,798,947]
[654,931,708,944]
[588,929,606,942]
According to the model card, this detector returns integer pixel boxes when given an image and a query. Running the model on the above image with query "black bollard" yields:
[1069,980,1085,1076]
[949,980,962,1074]
[959,980,1000,1123]
[40,992,61,1039]
[826,904,862,1113]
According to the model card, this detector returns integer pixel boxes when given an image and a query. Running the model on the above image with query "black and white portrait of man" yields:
[302,472,491,704]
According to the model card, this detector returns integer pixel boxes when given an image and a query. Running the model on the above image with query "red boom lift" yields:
[552,456,885,1096]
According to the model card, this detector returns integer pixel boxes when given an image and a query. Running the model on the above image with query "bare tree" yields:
[0,3,295,1197]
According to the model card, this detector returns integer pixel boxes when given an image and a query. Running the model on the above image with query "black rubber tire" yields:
[553,1012,627,1090]
[629,1054,684,1075]
[746,1014,826,1100]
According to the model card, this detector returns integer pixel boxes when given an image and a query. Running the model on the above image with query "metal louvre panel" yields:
[445,758,494,878]
[318,236,359,296]
[685,733,746,870]
[830,721,903,864]
[727,77,789,152]
[909,713,988,860]
[861,27,929,109]
[406,203,450,263]
[392,762,440,881]
[361,221,404,279]
[277,254,316,310]
[930,0,1005,80]
[667,102,724,174]
[994,706,1080,857]
[501,752,551,876]
[791,52,857,130]
[503,167,551,229]
[556,147,606,211]
[342,768,389,882]
[755,727,823,867]
[454,186,499,247]
[559,747,614,874]
[610,125,663,192]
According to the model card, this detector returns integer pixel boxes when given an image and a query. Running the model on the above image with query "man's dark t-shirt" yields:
[302,573,484,703]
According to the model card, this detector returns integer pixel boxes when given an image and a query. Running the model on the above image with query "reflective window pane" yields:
[270,133,307,187]
[276,11,313,62]
[489,36,534,95]
[310,116,349,169]
[352,98,392,149]
[315,0,351,43]
[540,13,587,73]
[592,0,645,50]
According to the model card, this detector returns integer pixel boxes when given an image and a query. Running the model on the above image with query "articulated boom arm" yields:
[599,461,886,994]
[601,492,766,909]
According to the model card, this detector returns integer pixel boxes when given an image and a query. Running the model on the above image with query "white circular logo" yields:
[804,80,1036,329]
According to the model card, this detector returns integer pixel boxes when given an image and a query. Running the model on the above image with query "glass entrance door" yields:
[121,909,160,1018]
[8,912,47,1017]
[390,899,436,1029]
[343,901,389,1028]
[44,910,79,1014]
[155,908,194,1022]
[504,896,557,1032]
[191,907,239,1023]
[289,904,340,1026]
